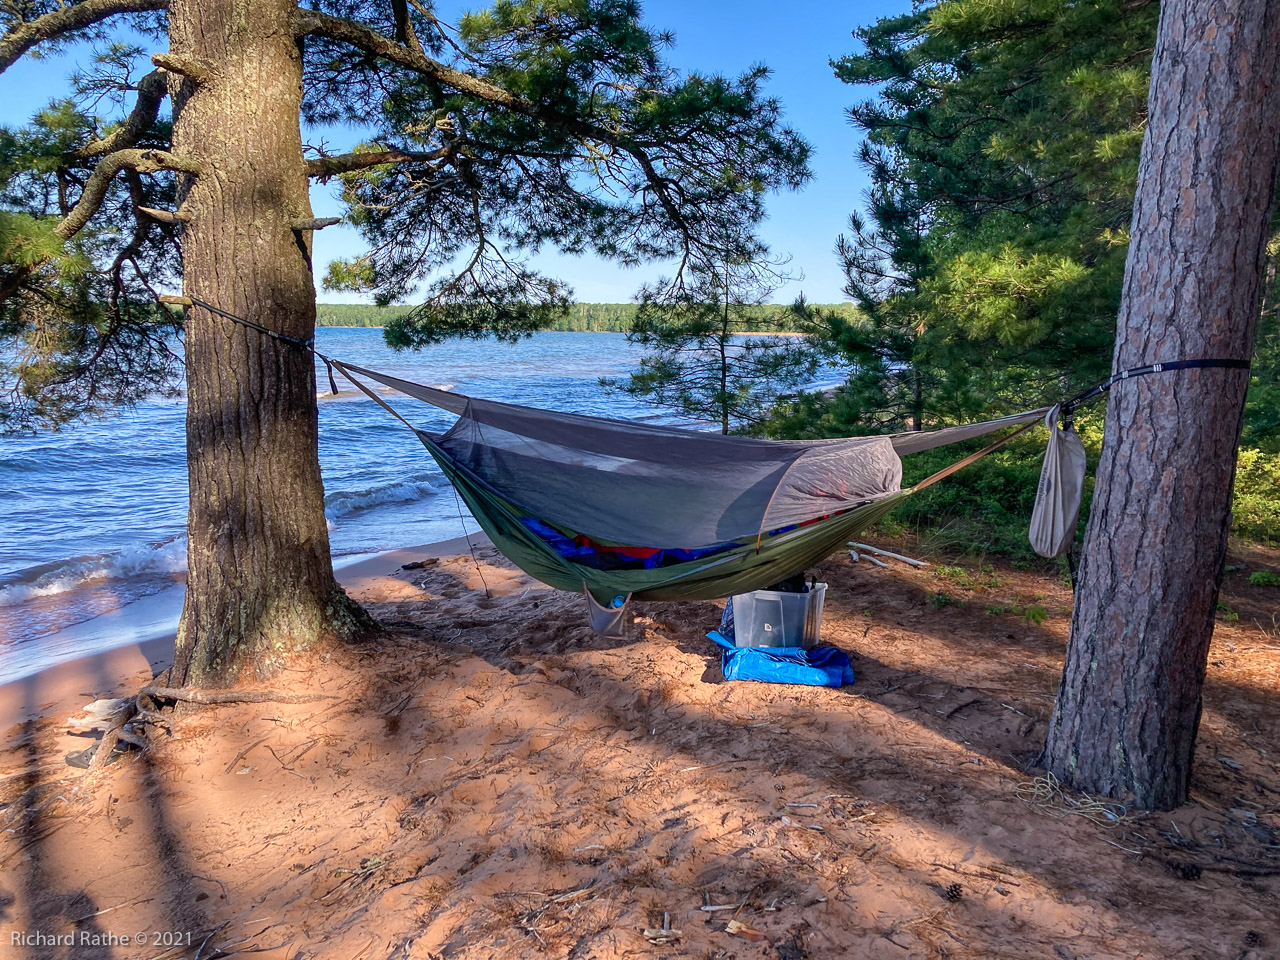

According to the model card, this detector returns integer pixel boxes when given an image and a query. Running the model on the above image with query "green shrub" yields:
[1233,448,1280,543]
[985,602,1048,624]
[1250,570,1280,587]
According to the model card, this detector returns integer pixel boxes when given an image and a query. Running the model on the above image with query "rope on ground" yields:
[1013,771,1132,827]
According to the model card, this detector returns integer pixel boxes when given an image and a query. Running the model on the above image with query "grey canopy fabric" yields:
[438,395,902,547]
[333,360,1047,550]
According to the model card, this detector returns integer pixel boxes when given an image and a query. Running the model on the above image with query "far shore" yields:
[0,532,491,731]
[316,325,812,336]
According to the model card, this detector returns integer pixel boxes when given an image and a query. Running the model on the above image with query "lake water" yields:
[0,328,840,682]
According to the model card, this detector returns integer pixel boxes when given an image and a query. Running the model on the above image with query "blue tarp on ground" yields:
[708,631,855,688]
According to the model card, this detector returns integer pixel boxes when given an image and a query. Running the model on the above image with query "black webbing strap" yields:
[186,295,315,351]
[319,355,339,395]
[1060,357,1250,415]
[184,295,341,394]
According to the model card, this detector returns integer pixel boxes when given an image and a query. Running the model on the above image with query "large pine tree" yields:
[0,0,810,685]
[832,0,1280,807]
[1043,0,1280,809]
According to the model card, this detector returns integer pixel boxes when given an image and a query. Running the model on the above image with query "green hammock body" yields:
[329,359,1045,610]
[178,299,1240,615]
[421,432,911,602]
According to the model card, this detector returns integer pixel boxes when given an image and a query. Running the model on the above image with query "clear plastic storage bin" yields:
[730,583,827,649]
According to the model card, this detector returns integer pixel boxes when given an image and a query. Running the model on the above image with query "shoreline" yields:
[0,532,490,731]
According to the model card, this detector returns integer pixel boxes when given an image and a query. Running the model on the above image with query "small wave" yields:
[0,475,445,605]
[324,474,443,529]
[0,537,188,608]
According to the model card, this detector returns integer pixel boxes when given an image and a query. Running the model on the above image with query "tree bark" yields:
[720,281,730,435]
[167,0,368,686]
[1043,0,1280,809]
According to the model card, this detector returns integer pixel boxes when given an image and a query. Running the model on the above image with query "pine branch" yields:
[293,8,692,240]
[390,0,426,59]
[294,9,526,112]
[72,68,168,162]
[0,0,169,74]
[150,51,211,82]
[306,146,450,180]
[55,148,202,241]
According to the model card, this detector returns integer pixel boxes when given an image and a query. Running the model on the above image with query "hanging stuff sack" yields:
[1029,404,1087,558]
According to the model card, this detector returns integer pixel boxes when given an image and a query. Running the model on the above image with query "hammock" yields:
[327,359,1047,608]
[175,296,1248,633]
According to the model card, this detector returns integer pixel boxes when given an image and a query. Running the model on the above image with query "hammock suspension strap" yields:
[1059,357,1251,418]
[183,295,341,394]
[910,419,1040,493]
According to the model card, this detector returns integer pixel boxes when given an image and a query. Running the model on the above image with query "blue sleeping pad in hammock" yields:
[707,631,855,688]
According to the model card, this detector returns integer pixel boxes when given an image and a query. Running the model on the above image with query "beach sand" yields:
[1,536,1277,958]
[0,534,491,729]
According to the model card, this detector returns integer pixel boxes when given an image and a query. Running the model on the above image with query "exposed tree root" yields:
[86,698,140,773]
[61,687,338,783]
[139,686,336,705]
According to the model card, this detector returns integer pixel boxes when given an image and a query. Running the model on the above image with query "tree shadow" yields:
[3,651,218,958]
[320,587,1273,958]
[4,533,1270,958]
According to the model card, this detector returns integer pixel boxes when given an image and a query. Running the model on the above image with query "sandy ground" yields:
[1,537,1278,959]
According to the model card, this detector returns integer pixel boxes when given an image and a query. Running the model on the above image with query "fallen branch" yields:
[224,736,272,775]
[86,702,138,773]
[849,542,929,567]
[941,698,982,720]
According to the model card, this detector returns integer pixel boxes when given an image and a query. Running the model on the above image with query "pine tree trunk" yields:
[911,367,922,432]
[166,0,368,686]
[1043,0,1280,809]
[721,279,730,434]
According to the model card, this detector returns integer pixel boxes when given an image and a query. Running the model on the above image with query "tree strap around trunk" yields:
[186,294,342,394]
[1060,357,1251,416]
[907,358,1249,493]
[186,294,314,350]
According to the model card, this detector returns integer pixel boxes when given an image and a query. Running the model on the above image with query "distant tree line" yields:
[316,301,859,333]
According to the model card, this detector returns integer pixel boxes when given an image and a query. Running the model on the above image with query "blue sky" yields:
[2,0,907,304]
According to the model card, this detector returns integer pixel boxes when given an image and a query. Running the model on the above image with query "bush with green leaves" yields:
[1233,448,1280,543]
